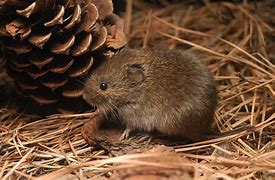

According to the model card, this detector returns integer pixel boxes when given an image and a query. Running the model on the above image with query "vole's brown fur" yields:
[82,48,217,142]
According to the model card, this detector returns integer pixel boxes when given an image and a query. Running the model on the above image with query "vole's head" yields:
[83,51,146,110]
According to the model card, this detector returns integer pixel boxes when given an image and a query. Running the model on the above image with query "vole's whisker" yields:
[98,104,107,121]
[102,104,110,121]
[107,102,119,120]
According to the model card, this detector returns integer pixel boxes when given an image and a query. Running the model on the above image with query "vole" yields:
[81,48,218,143]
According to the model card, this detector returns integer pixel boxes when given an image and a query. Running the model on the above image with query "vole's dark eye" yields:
[99,82,108,91]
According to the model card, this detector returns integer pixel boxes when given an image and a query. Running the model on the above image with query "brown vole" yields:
[82,48,217,142]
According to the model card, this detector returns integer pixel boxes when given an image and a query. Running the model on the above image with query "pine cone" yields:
[0,0,127,114]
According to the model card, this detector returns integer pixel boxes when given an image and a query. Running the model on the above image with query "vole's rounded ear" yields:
[126,64,145,86]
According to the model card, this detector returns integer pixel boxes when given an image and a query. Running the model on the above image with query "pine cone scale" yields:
[26,66,48,79]
[5,18,30,38]
[70,32,91,56]
[2,39,32,54]
[68,55,93,77]
[13,72,39,89]
[48,56,73,73]
[49,35,75,54]
[28,32,52,48]
[62,83,83,97]
[0,26,9,36]
[16,2,36,18]
[75,3,98,34]
[64,4,81,29]
[44,5,65,27]
[12,55,32,68]
[29,52,54,69]
[30,91,58,104]
[41,74,68,91]
[91,25,107,51]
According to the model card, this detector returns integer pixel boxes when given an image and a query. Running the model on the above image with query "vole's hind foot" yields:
[119,128,133,141]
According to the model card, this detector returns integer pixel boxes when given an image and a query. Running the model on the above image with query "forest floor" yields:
[0,1,274,179]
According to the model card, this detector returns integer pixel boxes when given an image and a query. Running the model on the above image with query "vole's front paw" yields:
[133,134,153,144]
[120,128,153,144]
[119,128,133,141]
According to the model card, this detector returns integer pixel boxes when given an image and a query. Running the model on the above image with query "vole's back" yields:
[115,49,217,140]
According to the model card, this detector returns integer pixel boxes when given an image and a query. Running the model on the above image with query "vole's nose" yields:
[82,88,98,106]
